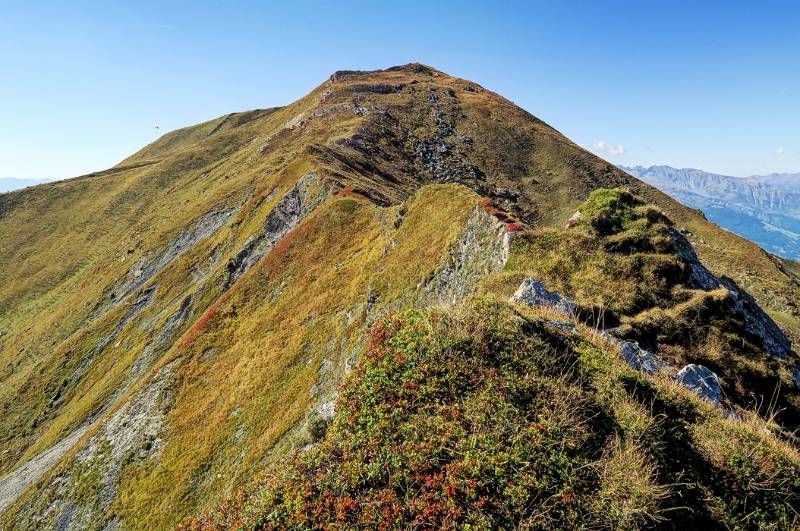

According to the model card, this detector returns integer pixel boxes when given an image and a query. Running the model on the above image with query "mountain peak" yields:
[330,62,442,81]
[1,67,799,529]
[624,164,800,260]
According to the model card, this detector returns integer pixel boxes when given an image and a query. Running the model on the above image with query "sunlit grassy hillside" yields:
[0,64,798,528]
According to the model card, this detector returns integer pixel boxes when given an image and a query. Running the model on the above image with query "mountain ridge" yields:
[0,178,52,194]
[0,64,799,528]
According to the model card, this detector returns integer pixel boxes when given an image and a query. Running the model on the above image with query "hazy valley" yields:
[624,165,800,260]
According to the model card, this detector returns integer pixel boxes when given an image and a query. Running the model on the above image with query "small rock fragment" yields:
[565,211,582,228]
[544,320,578,334]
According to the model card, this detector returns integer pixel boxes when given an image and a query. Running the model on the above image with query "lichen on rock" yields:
[619,340,663,375]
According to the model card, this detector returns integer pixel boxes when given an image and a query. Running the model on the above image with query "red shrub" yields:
[179,291,231,349]
[483,205,513,223]
[335,185,355,197]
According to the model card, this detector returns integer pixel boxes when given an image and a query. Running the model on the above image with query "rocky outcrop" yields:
[719,277,793,358]
[13,360,179,529]
[224,172,330,288]
[2,293,191,519]
[609,336,723,405]
[0,425,91,514]
[421,207,507,305]
[106,208,236,310]
[676,364,722,404]
[39,286,157,424]
[670,227,792,358]
[670,228,726,291]
[598,329,672,377]
[511,279,576,315]
[128,294,193,385]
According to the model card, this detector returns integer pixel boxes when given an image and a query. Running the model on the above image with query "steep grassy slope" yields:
[1,64,798,528]
[184,189,800,530]
[185,301,800,529]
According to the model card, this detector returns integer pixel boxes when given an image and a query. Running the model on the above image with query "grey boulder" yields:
[511,279,576,315]
[620,341,661,374]
[676,364,722,405]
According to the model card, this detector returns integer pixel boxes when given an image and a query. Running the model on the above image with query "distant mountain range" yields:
[622,165,800,260]
[0,177,50,193]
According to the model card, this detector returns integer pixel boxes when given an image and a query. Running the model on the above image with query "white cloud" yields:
[776,147,785,156]
[592,140,625,157]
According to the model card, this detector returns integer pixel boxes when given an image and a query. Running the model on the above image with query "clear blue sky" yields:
[2,0,798,181]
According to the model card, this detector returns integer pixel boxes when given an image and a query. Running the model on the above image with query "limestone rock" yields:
[676,364,722,404]
[511,279,576,315]
[619,341,661,374]
[421,206,507,306]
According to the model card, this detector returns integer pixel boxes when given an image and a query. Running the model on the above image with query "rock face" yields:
[676,364,722,405]
[619,341,662,374]
[511,279,576,315]
[0,426,90,515]
[128,294,194,385]
[421,206,508,305]
[224,172,330,288]
[39,286,157,425]
[670,228,721,291]
[719,277,793,359]
[670,228,792,358]
[106,208,236,311]
[13,360,179,530]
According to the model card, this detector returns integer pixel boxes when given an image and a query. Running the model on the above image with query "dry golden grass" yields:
[1,64,798,528]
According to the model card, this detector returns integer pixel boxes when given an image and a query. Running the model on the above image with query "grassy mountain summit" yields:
[0,64,799,529]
